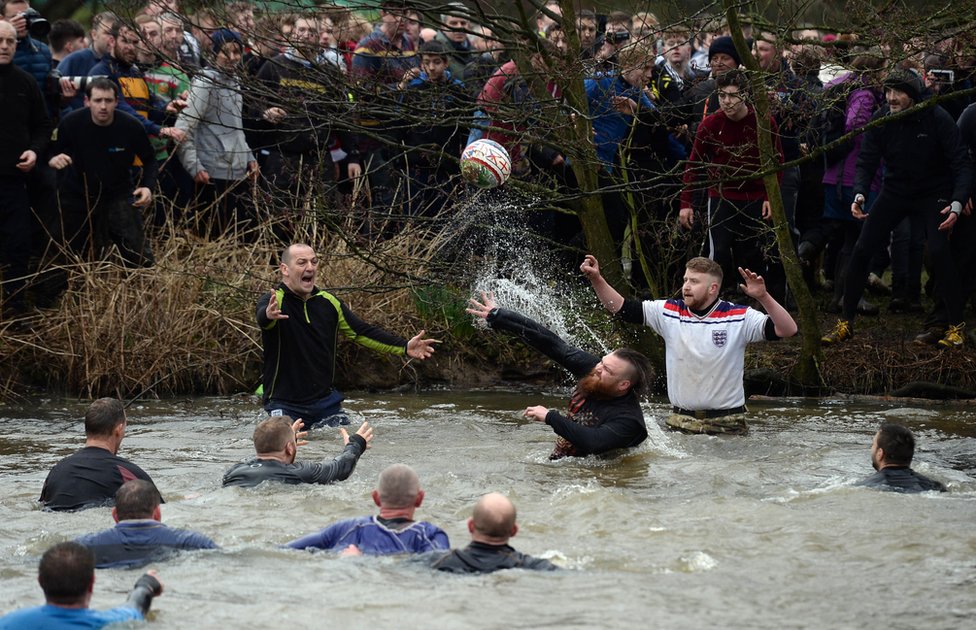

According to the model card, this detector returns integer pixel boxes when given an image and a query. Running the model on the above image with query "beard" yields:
[577,369,619,400]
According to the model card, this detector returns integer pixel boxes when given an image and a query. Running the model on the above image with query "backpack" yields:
[816,77,878,166]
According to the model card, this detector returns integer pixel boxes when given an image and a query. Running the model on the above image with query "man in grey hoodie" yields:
[175,28,257,237]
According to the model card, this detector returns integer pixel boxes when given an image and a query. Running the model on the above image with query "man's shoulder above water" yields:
[857,466,947,493]
[0,603,141,630]
[431,541,558,574]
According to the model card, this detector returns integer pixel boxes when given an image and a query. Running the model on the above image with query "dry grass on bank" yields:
[0,214,444,402]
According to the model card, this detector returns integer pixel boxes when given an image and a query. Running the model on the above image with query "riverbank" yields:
[2,221,975,402]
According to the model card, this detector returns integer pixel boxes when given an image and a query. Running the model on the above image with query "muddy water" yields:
[1,392,974,629]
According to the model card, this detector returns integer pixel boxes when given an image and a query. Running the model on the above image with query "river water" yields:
[1,392,974,629]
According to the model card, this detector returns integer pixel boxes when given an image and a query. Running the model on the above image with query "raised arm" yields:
[466,291,599,377]
[579,255,626,314]
[739,267,798,338]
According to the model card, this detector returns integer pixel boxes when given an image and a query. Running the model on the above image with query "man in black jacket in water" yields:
[857,423,947,493]
[467,292,650,459]
[430,492,557,573]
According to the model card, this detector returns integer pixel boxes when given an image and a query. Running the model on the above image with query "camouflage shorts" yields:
[666,412,749,435]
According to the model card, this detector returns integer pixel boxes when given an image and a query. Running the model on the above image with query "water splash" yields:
[451,188,611,354]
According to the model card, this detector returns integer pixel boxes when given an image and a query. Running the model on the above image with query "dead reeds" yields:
[0,204,459,402]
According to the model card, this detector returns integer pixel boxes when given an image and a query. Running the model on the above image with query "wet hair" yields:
[686,256,724,283]
[114,479,162,520]
[84,397,126,437]
[377,463,420,508]
[610,348,653,397]
[85,76,119,98]
[419,39,450,62]
[715,68,750,94]
[38,542,95,605]
[471,493,516,539]
[253,416,295,453]
[877,423,915,466]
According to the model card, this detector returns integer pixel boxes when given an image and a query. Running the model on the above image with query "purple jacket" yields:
[822,73,882,190]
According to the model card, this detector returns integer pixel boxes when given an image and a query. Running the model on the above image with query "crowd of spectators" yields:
[2,0,975,348]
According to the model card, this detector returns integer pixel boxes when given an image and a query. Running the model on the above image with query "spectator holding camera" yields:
[0,0,50,90]
[924,53,968,121]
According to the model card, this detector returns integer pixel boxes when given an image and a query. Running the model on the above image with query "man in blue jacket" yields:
[76,480,217,569]
[1,0,50,90]
[0,542,164,629]
[286,463,448,555]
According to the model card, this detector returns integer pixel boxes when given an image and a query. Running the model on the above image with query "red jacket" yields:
[680,107,783,208]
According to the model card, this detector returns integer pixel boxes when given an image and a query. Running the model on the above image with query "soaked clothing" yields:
[486,308,647,459]
[256,285,407,410]
[286,515,449,555]
[76,519,218,568]
[0,574,160,629]
[40,447,158,512]
[430,541,558,573]
[856,466,947,493]
[0,604,142,629]
[618,297,776,412]
[666,411,749,436]
[222,435,367,488]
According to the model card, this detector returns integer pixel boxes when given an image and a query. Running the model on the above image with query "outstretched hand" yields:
[524,405,549,423]
[341,420,374,449]
[265,291,288,320]
[406,330,440,359]
[291,418,308,447]
[738,267,768,299]
[465,291,497,320]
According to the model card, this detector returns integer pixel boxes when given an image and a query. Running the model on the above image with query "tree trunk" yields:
[724,5,825,388]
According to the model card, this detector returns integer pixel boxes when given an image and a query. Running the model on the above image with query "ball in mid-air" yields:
[461,139,512,188]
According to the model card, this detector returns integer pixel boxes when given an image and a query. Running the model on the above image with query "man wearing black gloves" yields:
[0,542,163,629]
[466,291,650,459]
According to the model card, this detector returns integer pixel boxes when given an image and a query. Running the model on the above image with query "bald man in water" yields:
[430,492,557,573]
[286,463,449,555]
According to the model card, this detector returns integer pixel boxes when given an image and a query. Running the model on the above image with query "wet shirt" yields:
[222,437,366,488]
[856,467,947,493]
[486,308,647,458]
[0,604,141,629]
[286,515,449,555]
[430,541,558,573]
[256,286,406,407]
[620,297,774,411]
[40,447,157,512]
[76,520,218,568]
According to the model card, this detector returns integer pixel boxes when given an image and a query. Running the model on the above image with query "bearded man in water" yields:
[467,292,650,459]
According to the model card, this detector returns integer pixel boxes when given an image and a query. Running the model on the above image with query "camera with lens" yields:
[606,30,630,45]
[18,7,50,39]
[46,69,108,99]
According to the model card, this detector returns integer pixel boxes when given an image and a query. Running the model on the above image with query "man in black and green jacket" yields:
[256,243,438,427]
